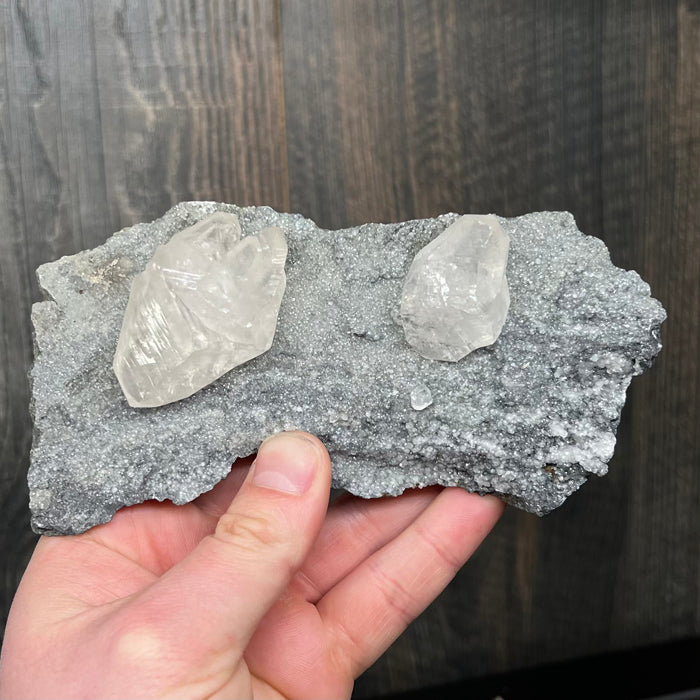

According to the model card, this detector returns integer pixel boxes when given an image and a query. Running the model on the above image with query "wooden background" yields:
[1,1,699,695]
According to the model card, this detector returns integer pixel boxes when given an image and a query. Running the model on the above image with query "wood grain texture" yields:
[0,0,287,629]
[1,0,699,696]
[281,1,700,696]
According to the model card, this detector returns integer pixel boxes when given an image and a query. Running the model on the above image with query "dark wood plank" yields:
[0,0,287,637]
[607,0,700,643]
[280,0,700,696]
[282,0,608,232]
[0,0,45,631]
[2,0,699,696]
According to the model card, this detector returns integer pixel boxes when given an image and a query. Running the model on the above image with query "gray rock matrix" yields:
[28,203,666,535]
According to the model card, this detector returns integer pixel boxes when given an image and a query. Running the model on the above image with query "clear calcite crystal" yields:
[400,214,510,361]
[410,383,433,411]
[113,212,287,407]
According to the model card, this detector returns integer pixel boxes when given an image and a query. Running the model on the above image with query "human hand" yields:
[0,432,504,699]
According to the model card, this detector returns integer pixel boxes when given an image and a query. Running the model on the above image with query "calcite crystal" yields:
[113,212,287,407]
[400,214,510,361]
[28,203,666,535]
[410,384,433,411]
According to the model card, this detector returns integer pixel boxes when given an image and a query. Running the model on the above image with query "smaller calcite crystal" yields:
[113,212,287,407]
[400,214,510,361]
[410,383,433,410]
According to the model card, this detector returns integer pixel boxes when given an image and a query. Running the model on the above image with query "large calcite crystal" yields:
[28,203,666,535]
[400,214,510,361]
[113,212,287,407]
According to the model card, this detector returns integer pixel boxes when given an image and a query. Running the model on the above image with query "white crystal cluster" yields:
[113,212,287,407]
[400,214,510,361]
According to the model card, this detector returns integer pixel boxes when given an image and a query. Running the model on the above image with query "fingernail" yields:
[252,433,319,495]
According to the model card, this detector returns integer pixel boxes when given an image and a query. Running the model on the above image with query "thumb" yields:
[129,431,331,660]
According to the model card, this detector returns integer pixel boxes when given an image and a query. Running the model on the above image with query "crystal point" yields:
[400,214,510,362]
[113,212,287,407]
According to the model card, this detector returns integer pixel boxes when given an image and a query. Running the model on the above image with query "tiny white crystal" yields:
[113,212,287,407]
[400,214,510,362]
[410,383,433,411]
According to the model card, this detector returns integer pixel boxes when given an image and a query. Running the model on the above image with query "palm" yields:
[11,456,503,699]
[40,458,346,697]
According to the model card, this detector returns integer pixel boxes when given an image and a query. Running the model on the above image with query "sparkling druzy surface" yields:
[400,214,510,361]
[113,212,287,407]
[28,204,666,535]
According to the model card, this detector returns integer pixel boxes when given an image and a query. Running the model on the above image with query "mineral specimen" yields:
[400,214,510,361]
[113,212,287,407]
[28,204,666,535]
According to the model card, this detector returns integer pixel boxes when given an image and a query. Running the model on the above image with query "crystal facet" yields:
[400,214,510,362]
[113,212,287,407]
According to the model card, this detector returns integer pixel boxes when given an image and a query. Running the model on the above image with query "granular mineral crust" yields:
[28,204,666,535]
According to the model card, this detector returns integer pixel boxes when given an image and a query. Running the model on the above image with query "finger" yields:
[319,489,504,679]
[119,432,331,669]
[242,489,443,699]
[87,500,212,577]
[84,457,254,578]
[192,455,254,519]
[291,487,442,602]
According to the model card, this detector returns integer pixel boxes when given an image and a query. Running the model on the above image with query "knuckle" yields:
[214,510,285,553]
[109,610,233,693]
[369,560,419,628]
[415,523,464,571]
[349,501,385,550]
[329,616,366,679]
[111,616,170,669]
